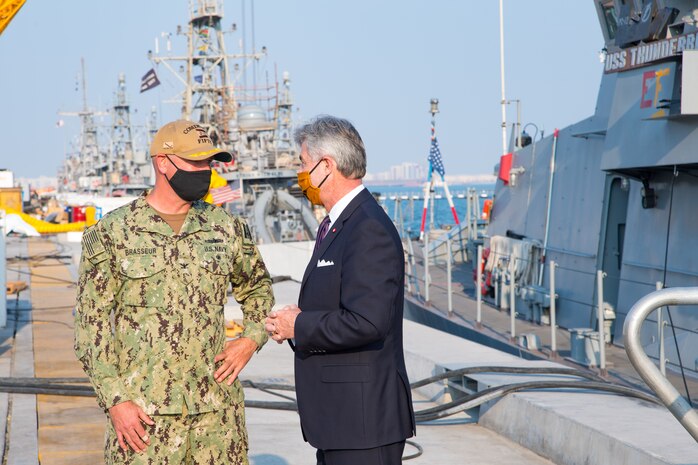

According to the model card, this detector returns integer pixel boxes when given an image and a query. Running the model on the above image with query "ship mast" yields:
[186,0,233,146]
[147,0,301,175]
[110,73,137,184]
[58,58,106,192]
[499,0,508,156]
[149,0,264,148]
[146,0,309,243]
[147,106,159,142]
[276,70,294,151]
[76,59,104,186]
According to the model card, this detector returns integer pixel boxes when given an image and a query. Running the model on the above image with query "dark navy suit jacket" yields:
[293,188,416,450]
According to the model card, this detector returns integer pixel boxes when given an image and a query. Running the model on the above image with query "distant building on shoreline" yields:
[365,162,495,185]
[365,162,425,182]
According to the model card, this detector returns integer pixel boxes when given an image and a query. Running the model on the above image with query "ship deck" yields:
[402,239,698,405]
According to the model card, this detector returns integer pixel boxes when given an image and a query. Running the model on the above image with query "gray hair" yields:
[294,115,366,179]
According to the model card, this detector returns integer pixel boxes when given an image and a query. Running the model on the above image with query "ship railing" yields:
[475,245,562,352]
[481,246,614,369]
[407,240,608,367]
[423,224,469,264]
[403,235,457,316]
[407,236,698,396]
[387,188,489,249]
[624,288,698,442]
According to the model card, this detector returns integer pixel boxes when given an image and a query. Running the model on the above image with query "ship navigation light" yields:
[598,47,608,63]
[429,98,439,116]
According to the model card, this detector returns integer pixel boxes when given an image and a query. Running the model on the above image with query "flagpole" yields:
[429,101,438,233]
[429,100,459,226]
[420,99,440,241]
[419,169,432,241]
[441,175,460,225]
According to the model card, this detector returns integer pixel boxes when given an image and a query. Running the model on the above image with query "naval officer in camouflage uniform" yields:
[74,119,273,465]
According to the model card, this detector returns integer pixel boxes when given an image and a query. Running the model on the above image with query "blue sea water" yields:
[366,183,494,237]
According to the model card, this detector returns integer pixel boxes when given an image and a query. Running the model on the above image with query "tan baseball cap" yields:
[149,119,232,162]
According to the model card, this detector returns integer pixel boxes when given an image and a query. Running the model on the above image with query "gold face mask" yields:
[297,159,330,205]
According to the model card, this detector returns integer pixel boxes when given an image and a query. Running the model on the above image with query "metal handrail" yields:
[623,288,698,442]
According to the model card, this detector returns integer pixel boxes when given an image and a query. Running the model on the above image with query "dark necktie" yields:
[314,216,331,252]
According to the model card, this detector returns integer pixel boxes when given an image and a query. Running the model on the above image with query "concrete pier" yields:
[0,234,560,465]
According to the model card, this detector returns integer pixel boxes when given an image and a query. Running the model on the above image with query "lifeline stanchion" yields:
[597,269,607,376]
[424,234,430,303]
[550,260,557,358]
[407,238,419,297]
[476,244,483,328]
[509,257,516,342]
[446,238,453,317]
[656,281,666,376]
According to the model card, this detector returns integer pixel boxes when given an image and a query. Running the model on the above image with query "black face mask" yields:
[165,156,212,202]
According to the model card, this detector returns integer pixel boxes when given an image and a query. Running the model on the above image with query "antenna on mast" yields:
[499,0,508,156]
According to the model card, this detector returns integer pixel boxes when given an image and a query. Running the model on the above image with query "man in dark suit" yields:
[265,116,415,465]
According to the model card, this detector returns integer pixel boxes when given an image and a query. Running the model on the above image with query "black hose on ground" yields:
[0,377,89,385]
[0,366,659,419]
[0,385,95,396]
[0,367,661,462]
[403,440,423,460]
[409,366,605,388]
[0,366,606,389]
[414,380,659,422]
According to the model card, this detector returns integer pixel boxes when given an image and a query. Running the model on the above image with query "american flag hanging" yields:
[210,180,241,204]
[428,137,445,177]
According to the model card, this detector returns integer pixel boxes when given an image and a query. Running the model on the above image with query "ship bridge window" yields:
[599,0,618,40]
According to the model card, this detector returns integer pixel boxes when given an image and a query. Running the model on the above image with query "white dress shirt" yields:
[328,184,365,229]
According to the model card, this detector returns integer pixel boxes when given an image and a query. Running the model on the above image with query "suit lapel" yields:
[299,189,373,295]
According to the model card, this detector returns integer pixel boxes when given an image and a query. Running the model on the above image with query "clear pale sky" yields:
[0,1,604,179]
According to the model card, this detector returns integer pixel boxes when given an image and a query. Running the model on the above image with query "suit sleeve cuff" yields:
[292,310,321,352]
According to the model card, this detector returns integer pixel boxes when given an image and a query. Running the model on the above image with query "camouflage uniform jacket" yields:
[74,194,273,415]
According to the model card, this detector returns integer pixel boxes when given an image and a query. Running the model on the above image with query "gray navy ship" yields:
[486,0,698,377]
[403,0,698,410]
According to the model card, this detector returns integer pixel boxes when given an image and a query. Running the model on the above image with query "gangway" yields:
[624,287,698,442]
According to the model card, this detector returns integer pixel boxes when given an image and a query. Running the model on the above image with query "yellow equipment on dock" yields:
[3,206,96,234]
[0,0,26,35]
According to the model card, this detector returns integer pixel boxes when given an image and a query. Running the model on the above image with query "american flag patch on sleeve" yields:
[83,228,106,260]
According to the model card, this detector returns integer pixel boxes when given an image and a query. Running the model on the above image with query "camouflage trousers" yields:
[105,404,249,465]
